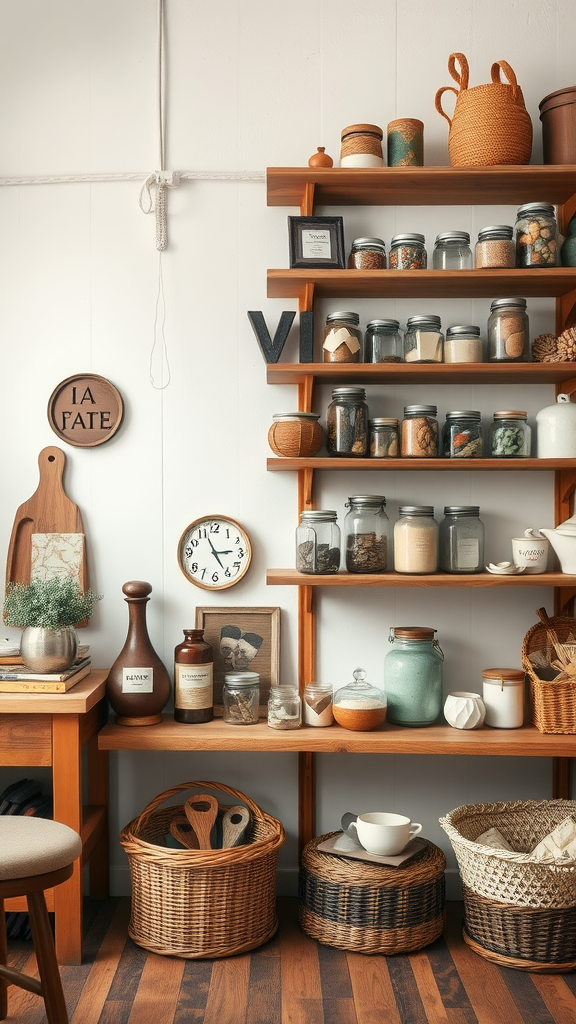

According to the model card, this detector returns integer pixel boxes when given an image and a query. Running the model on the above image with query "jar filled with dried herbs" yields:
[404,315,443,363]
[369,418,399,458]
[400,405,438,457]
[344,495,390,573]
[487,298,529,362]
[296,510,341,574]
[389,233,427,270]
[439,506,484,573]
[394,507,438,574]
[515,203,558,267]
[323,311,362,363]
[222,672,260,725]
[442,410,483,458]
[348,238,387,270]
[326,386,369,457]
[490,411,531,457]
[364,319,403,363]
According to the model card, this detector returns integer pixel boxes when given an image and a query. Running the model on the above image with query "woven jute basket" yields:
[120,781,285,959]
[268,415,323,458]
[435,53,532,166]
[521,611,576,733]
[298,833,445,955]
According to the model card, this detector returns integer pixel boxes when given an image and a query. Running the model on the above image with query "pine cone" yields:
[532,333,560,362]
[557,326,576,361]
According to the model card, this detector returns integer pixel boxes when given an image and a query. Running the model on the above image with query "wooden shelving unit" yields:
[267,570,576,588]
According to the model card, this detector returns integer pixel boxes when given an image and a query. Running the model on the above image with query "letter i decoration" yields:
[106,580,171,725]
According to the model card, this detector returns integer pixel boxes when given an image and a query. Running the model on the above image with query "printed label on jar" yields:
[175,664,213,709]
[122,667,153,693]
[302,229,331,260]
[456,538,479,568]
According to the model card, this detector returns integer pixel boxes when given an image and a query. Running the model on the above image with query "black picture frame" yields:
[288,215,345,269]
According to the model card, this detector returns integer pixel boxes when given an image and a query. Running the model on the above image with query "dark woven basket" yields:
[298,833,445,955]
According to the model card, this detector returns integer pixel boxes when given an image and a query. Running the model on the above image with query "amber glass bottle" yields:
[174,628,213,723]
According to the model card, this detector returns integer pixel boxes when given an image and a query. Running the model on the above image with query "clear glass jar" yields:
[323,311,362,363]
[303,681,334,727]
[222,671,260,725]
[439,506,485,573]
[370,418,399,458]
[267,686,301,730]
[333,668,387,731]
[394,506,438,574]
[389,233,427,270]
[400,405,438,457]
[432,231,473,270]
[443,325,483,363]
[344,494,390,573]
[364,319,403,363]
[490,411,531,457]
[404,315,443,363]
[384,627,444,726]
[487,298,529,362]
[340,123,384,167]
[348,238,387,270]
[296,510,341,574]
[515,202,559,267]
[442,410,483,458]
[475,225,515,269]
[326,386,369,457]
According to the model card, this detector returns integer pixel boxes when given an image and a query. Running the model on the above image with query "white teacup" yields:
[511,530,549,574]
[347,812,422,856]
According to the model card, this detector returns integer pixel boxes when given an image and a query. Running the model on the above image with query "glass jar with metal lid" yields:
[515,202,558,267]
[267,686,301,730]
[323,311,362,363]
[490,411,531,457]
[475,225,515,268]
[326,386,369,457]
[442,410,483,458]
[394,506,438,573]
[369,418,399,458]
[404,315,443,363]
[364,319,403,362]
[443,325,483,363]
[400,405,438,457]
[303,681,334,727]
[487,297,529,361]
[439,506,485,573]
[348,238,387,270]
[222,671,260,725]
[296,510,341,574]
[389,233,427,270]
[384,627,444,726]
[432,231,473,270]
[344,495,390,573]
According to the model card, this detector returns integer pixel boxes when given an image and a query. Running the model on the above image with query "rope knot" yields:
[139,171,181,250]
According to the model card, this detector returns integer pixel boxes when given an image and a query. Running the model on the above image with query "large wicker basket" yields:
[120,781,285,959]
[522,612,576,733]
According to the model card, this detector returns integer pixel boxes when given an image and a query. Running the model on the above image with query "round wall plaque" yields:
[48,374,124,447]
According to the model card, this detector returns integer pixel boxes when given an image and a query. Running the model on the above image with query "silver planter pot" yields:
[20,626,78,673]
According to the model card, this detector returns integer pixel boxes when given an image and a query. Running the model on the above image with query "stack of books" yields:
[0,645,91,692]
[1,778,52,939]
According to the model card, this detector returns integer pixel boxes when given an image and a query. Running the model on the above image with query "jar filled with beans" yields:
[515,203,558,267]
[348,237,387,269]
[475,225,515,268]
[389,233,427,270]
[400,405,438,458]
[487,298,529,362]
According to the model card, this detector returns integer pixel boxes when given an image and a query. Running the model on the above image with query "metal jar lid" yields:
[445,410,481,420]
[300,510,338,523]
[489,297,527,311]
[326,311,360,325]
[477,225,513,241]
[331,386,367,400]
[398,505,435,517]
[406,315,442,330]
[434,231,470,244]
[493,410,527,420]
[443,505,481,516]
[273,412,320,421]
[516,202,556,219]
[366,318,400,331]
[390,233,426,247]
[351,237,386,251]
[224,671,260,686]
[346,494,387,508]
[446,325,480,338]
[403,404,437,417]
[370,417,399,428]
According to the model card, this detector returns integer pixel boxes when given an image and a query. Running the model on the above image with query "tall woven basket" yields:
[120,781,285,959]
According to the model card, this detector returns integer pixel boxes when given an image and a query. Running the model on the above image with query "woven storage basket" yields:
[268,415,323,458]
[299,833,445,955]
[521,612,576,733]
[120,781,285,959]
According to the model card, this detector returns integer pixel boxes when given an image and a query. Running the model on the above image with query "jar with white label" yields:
[439,507,484,574]
[303,682,334,727]
[323,311,362,363]
[174,628,213,724]
[222,671,260,725]
[404,316,443,363]
[482,668,525,728]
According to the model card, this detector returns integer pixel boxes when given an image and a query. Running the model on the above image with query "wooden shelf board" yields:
[268,457,575,472]
[267,569,575,587]
[266,362,576,386]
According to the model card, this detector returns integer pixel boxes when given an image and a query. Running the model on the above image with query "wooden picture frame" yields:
[288,215,345,269]
[195,606,280,717]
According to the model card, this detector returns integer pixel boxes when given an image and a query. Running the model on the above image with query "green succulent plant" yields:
[3,577,102,629]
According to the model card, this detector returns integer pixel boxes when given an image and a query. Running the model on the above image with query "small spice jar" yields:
[404,316,443,363]
[443,325,483,363]
[340,123,384,167]
[326,386,369,457]
[344,495,390,573]
[394,506,439,574]
[442,410,483,458]
[432,231,473,270]
[487,297,529,362]
[515,202,559,267]
[323,311,362,363]
[384,627,444,726]
[296,510,341,574]
[389,233,427,270]
[475,225,515,269]
[400,405,438,458]
[482,668,525,728]
[303,681,334,727]
[348,237,387,270]
[364,319,403,363]
[370,418,399,458]
[490,411,531,457]
[267,686,301,730]
[439,506,485,574]
[333,668,387,731]
[222,671,260,725]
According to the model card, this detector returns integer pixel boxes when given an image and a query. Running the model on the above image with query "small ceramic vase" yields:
[308,147,333,168]
[444,691,486,730]
[20,625,77,673]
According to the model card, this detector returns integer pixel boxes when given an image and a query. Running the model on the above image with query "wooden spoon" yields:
[169,812,199,850]
[221,805,251,848]
[184,794,219,849]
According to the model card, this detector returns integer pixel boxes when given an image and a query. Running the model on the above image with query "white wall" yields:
[0,0,574,897]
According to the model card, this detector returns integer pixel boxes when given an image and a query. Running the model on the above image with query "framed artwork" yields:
[195,606,280,716]
[288,216,345,269]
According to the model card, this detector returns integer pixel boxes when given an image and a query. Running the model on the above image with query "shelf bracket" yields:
[300,182,316,217]
[558,196,576,237]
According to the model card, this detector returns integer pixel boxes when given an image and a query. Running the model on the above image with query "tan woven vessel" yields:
[268,414,323,458]
[120,780,285,958]
[522,612,576,734]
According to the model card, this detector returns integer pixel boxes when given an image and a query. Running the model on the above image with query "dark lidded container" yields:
[174,628,213,723]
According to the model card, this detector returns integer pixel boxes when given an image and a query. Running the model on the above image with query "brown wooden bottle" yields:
[105,581,171,726]
[174,628,213,723]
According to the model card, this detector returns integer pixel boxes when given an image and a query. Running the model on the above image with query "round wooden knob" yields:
[122,580,152,599]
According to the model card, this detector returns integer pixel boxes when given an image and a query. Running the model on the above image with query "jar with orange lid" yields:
[384,627,444,726]
[482,668,525,728]
[340,123,384,167]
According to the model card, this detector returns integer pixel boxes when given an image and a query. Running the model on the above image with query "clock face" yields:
[178,516,252,590]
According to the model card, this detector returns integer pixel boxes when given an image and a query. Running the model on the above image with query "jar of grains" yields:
[490,411,531,457]
[348,237,387,270]
[442,410,483,458]
[475,225,515,268]
[487,297,529,361]
[370,417,399,458]
[432,231,473,270]
[394,506,439,574]
[515,202,559,267]
[303,681,334,727]
[404,315,443,363]
[222,672,260,725]
[333,668,387,731]
[296,509,341,574]
[443,325,483,363]
[400,405,438,458]
[389,233,427,269]
[439,506,485,573]
[384,627,444,726]
[267,686,301,730]
[326,386,369,457]
[364,319,403,363]
[340,123,384,167]
[323,311,362,363]
[344,495,390,573]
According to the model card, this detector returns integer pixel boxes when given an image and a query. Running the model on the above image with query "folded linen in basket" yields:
[529,816,576,863]
[475,827,513,851]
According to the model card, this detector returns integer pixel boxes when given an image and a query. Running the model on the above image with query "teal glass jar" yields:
[384,626,444,726]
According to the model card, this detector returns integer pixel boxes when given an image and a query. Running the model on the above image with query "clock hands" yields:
[207,536,233,569]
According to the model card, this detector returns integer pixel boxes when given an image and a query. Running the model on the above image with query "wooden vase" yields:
[106,580,171,726]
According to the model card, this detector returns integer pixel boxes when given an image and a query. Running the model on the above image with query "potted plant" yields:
[3,577,102,673]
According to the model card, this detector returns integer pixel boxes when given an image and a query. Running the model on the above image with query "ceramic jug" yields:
[539,515,576,573]
[536,394,576,458]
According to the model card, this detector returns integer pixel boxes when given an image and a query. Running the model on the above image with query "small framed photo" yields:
[195,606,280,717]
[288,216,345,269]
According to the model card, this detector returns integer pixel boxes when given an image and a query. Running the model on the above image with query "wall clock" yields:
[178,516,252,590]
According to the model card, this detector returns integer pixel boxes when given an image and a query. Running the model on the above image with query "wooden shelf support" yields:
[300,182,315,217]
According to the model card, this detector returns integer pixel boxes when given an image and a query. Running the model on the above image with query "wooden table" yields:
[0,670,108,964]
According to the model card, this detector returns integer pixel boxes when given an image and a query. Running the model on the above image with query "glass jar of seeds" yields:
[490,411,531,457]
[404,315,443,362]
[432,231,473,270]
[515,203,559,267]
[443,325,483,363]
[389,233,427,269]
[439,506,485,573]
[323,311,362,363]
[369,418,399,458]
[364,319,403,362]
[326,386,369,457]
[487,298,529,361]
[344,495,390,573]
[400,405,439,458]
[348,238,387,270]
[222,672,260,725]
[442,410,483,458]
[475,225,515,268]
[303,681,334,727]
[296,510,341,574]
[267,686,301,730]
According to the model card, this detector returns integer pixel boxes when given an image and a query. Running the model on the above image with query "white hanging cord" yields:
[149,253,171,390]
[0,171,264,186]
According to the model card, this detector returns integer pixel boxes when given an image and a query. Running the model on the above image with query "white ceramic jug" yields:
[536,394,576,457]
[539,514,576,572]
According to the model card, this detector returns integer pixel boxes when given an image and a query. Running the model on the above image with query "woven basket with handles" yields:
[522,607,576,734]
[435,53,532,166]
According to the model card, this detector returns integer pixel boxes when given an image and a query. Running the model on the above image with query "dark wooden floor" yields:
[6,898,576,1023]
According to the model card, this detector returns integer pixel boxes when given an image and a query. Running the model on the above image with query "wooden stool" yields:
[0,816,82,1024]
